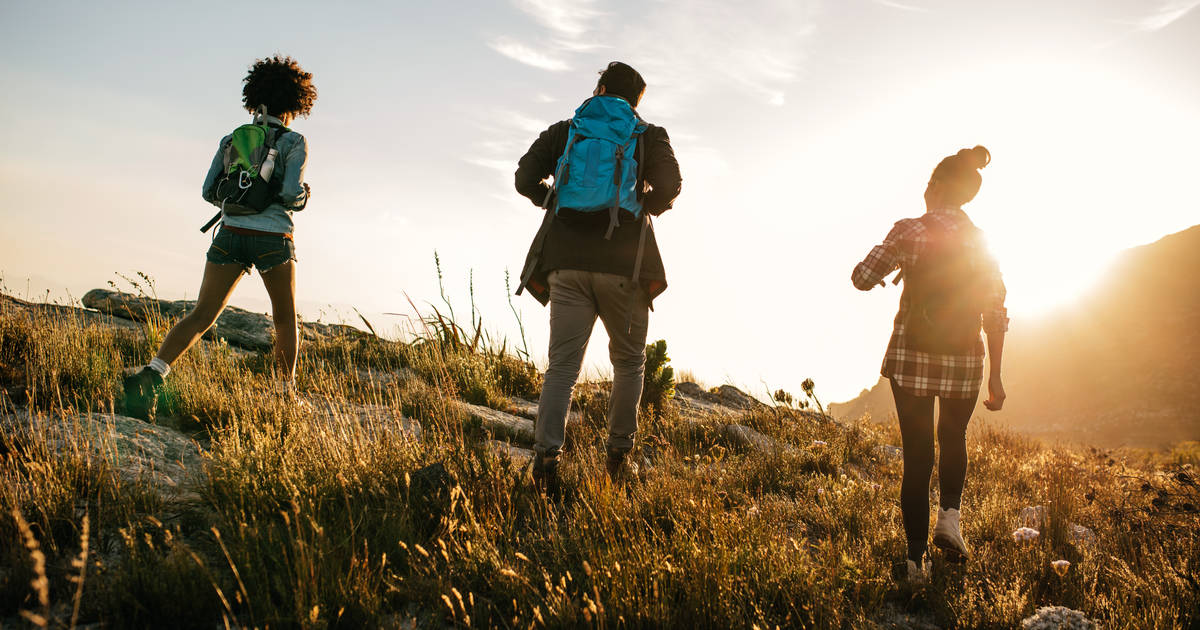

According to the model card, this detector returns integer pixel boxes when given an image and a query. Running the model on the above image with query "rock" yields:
[1017,507,1096,546]
[355,367,418,387]
[873,603,943,630]
[82,288,367,352]
[723,424,793,454]
[408,462,453,536]
[673,382,768,418]
[460,402,535,443]
[485,440,534,466]
[673,382,739,417]
[2,409,203,499]
[505,398,582,425]
[1,293,141,330]
[309,399,422,441]
[714,385,766,411]
[1019,505,1046,529]
[1070,523,1097,546]
[1020,606,1097,629]
[674,381,709,399]
[875,444,903,462]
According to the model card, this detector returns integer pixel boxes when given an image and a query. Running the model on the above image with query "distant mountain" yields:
[830,224,1200,449]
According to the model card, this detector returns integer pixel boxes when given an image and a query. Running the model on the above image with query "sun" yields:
[936,60,1199,316]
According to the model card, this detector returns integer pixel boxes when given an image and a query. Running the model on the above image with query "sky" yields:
[1,0,1198,403]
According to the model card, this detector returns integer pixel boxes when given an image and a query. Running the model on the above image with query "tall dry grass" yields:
[0,293,1197,628]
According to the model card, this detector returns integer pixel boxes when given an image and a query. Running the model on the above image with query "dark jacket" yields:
[514,118,681,306]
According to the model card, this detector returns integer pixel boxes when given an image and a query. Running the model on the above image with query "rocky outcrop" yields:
[486,440,535,466]
[1,293,140,329]
[307,398,423,441]
[2,410,203,499]
[724,424,793,454]
[461,402,535,443]
[505,398,582,425]
[674,382,767,414]
[81,289,366,352]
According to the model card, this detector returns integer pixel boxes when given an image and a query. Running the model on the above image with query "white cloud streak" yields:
[489,37,570,71]
[1136,0,1200,30]
[513,0,601,37]
[872,0,930,13]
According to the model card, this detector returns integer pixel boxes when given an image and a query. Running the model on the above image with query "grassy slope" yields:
[0,299,1198,629]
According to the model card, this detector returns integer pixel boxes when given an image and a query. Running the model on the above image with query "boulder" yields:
[723,424,793,454]
[485,440,534,466]
[460,402,535,443]
[308,398,422,441]
[82,288,366,352]
[674,382,768,417]
[875,444,903,462]
[714,385,767,411]
[2,409,203,499]
[505,398,581,425]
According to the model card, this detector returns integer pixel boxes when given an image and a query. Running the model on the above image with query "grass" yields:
[1,295,1198,628]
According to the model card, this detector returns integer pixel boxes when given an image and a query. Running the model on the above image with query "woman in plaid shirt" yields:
[852,145,1008,582]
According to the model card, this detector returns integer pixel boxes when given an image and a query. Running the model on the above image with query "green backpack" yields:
[212,106,286,218]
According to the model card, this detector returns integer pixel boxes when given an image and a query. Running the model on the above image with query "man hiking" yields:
[514,61,682,495]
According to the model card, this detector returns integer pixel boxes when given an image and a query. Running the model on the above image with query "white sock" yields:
[147,358,171,377]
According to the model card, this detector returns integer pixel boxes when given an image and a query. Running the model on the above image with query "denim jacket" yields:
[201,114,309,235]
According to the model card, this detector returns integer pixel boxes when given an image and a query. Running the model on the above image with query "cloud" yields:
[513,0,601,37]
[489,37,570,71]
[1136,0,1200,30]
[872,0,929,13]
[620,0,817,111]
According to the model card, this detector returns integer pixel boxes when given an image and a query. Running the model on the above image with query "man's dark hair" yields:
[242,55,318,118]
[597,61,646,106]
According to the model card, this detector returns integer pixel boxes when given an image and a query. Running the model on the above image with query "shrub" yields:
[641,339,675,410]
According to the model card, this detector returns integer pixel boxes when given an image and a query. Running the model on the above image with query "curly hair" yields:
[241,54,317,118]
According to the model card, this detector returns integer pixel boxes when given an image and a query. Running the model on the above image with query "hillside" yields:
[1,290,1197,628]
[831,224,1200,449]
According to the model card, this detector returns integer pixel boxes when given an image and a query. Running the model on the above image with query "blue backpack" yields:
[547,95,648,239]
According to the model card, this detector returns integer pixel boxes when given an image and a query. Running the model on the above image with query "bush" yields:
[641,339,675,411]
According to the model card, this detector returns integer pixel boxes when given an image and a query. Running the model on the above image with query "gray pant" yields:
[535,269,649,460]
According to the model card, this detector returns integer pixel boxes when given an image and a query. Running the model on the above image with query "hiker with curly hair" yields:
[851,146,1008,582]
[122,55,316,419]
[515,62,682,495]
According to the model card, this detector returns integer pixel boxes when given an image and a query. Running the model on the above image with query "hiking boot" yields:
[532,455,560,499]
[122,367,163,421]
[932,508,970,560]
[605,449,628,481]
[905,555,933,584]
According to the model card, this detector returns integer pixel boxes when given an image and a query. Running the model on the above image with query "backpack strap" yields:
[268,124,289,147]
[604,128,644,240]
[622,132,650,333]
[605,144,625,240]
[548,128,582,211]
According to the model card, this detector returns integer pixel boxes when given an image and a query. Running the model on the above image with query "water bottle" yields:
[260,148,278,181]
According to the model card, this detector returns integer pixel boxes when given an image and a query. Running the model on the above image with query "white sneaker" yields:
[905,556,932,583]
[932,508,969,559]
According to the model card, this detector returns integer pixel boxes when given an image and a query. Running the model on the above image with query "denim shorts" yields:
[206,228,296,274]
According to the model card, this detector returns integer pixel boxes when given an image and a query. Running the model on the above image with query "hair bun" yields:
[957,145,991,170]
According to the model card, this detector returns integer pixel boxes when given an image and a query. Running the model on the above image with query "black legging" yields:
[890,379,979,563]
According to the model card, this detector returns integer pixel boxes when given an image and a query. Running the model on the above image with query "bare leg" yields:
[155,262,245,365]
[260,260,298,381]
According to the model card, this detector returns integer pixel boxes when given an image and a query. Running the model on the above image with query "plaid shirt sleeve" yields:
[981,254,1009,334]
[852,221,907,290]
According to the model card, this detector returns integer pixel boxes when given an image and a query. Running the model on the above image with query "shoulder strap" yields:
[546,125,582,210]
[268,124,289,148]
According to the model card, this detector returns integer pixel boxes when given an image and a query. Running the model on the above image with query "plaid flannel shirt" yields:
[852,208,1008,399]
